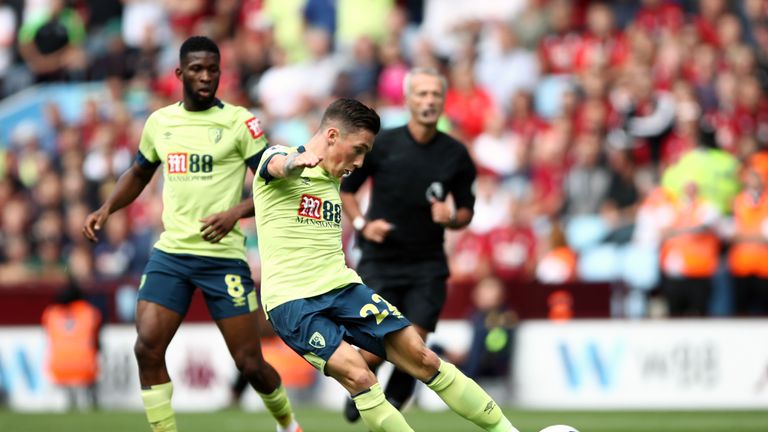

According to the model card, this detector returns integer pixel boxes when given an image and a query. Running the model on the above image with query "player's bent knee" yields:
[418,349,441,377]
[345,368,378,394]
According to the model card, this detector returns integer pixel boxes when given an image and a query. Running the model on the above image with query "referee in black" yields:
[340,67,477,421]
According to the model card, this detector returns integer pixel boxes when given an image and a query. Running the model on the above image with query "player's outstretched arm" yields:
[267,150,323,179]
[82,161,157,242]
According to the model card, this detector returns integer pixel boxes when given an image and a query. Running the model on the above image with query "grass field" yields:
[2,407,767,432]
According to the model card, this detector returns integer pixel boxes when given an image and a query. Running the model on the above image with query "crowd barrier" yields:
[2,319,766,411]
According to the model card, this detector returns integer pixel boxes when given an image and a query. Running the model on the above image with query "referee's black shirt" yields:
[341,125,476,262]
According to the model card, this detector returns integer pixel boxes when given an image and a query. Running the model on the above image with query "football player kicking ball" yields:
[252,97,519,432]
[83,36,300,432]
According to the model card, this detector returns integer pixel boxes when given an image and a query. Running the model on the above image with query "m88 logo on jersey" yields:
[167,152,213,174]
[298,194,341,224]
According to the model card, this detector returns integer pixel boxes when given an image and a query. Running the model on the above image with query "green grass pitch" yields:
[2,407,767,431]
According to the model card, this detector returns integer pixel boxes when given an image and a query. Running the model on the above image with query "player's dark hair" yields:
[321,98,381,135]
[179,36,220,63]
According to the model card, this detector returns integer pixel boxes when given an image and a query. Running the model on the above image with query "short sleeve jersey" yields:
[138,101,268,260]
[253,145,362,312]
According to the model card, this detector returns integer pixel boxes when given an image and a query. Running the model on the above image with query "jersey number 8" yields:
[225,274,244,298]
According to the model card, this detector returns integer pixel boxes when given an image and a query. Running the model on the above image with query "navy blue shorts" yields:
[267,283,411,372]
[357,259,448,332]
[138,248,259,320]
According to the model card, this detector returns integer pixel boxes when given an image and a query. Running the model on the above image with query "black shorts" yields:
[357,258,448,332]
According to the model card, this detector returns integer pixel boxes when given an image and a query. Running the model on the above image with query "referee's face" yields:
[177,51,221,109]
[406,73,445,127]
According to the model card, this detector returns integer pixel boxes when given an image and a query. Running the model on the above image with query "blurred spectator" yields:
[634,0,685,39]
[17,0,87,82]
[561,132,611,217]
[537,0,581,75]
[469,173,511,235]
[92,209,143,281]
[0,0,17,95]
[487,195,538,283]
[336,35,380,101]
[121,0,169,62]
[601,148,640,241]
[439,277,517,380]
[2,195,31,237]
[444,60,497,142]
[31,209,67,284]
[336,0,393,48]
[660,182,720,316]
[475,22,539,114]
[510,0,549,50]
[536,221,577,284]
[303,0,336,37]
[10,121,52,189]
[0,234,35,285]
[574,2,629,74]
[662,120,740,215]
[63,201,92,251]
[727,167,768,315]
[256,45,310,122]
[610,65,676,166]
[299,26,339,107]
[41,283,102,410]
[376,35,408,107]
[448,229,491,285]
[67,243,96,290]
[472,111,524,179]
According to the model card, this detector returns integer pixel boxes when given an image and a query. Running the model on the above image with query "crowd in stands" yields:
[2,0,768,319]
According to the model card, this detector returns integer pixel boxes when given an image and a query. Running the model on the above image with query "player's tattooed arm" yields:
[267,150,323,179]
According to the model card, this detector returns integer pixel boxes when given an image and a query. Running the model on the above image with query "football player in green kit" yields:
[83,36,301,432]
[253,98,518,432]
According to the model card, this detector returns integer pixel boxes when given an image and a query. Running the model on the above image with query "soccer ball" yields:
[539,426,579,432]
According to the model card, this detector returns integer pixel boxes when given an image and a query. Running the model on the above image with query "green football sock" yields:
[257,384,295,427]
[426,360,518,432]
[353,383,414,432]
[140,381,177,432]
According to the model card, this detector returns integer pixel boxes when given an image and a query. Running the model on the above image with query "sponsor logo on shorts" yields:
[309,331,326,349]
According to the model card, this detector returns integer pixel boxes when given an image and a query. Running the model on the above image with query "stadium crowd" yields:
[2,0,768,319]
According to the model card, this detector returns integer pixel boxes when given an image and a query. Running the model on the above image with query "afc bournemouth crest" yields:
[208,127,223,144]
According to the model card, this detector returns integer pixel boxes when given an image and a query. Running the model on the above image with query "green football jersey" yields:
[138,101,268,260]
[253,145,362,312]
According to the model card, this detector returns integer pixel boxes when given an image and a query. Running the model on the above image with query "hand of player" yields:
[199,209,240,243]
[429,197,453,226]
[286,150,323,175]
[362,219,393,243]
[82,207,110,243]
